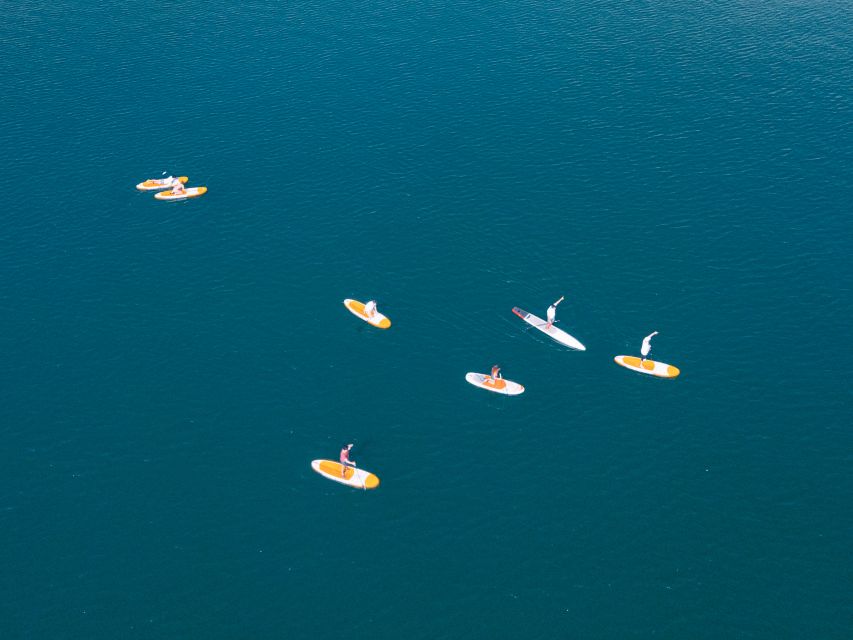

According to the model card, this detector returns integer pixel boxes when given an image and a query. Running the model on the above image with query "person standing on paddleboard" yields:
[641,331,659,362]
[364,300,377,318]
[340,443,356,477]
[545,296,564,329]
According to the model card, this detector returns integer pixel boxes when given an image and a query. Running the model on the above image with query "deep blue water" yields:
[1,1,851,638]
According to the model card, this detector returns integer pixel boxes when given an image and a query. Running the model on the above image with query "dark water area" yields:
[1,1,851,637]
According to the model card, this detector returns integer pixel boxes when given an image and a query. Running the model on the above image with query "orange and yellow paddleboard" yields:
[311,460,380,490]
[343,298,391,329]
[136,176,188,191]
[154,186,207,200]
[614,355,680,378]
[465,372,525,395]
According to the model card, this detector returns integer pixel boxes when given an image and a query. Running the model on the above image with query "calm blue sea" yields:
[1,1,851,638]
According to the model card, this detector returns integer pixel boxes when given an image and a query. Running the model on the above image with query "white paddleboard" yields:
[343,298,391,329]
[154,186,208,200]
[465,372,525,395]
[311,460,380,490]
[136,176,188,191]
[512,307,586,351]
[614,355,680,379]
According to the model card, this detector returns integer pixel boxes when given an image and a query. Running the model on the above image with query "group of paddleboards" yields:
[135,173,207,200]
[468,297,680,393]
[131,172,676,490]
[311,295,682,490]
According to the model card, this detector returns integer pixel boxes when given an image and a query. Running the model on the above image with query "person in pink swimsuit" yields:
[339,443,356,477]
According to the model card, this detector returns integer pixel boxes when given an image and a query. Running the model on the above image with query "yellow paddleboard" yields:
[154,186,207,200]
[311,460,380,490]
[614,355,680,378]
[136,176,188,191]
[343,298,391,329]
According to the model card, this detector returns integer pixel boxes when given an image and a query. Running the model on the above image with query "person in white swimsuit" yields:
[641,331,659,362]
[545,296,564,329]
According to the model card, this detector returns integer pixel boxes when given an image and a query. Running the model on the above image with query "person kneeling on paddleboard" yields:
[340,443,356,477]
[364,300,377,318]
[490,365,501,380]
[545,296,564,329]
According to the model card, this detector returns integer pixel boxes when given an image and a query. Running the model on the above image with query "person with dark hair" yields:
[339,443,356,477]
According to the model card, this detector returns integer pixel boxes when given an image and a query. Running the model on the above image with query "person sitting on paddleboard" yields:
[641,331,658,362]
[340,443,356,477]
[490,365,501,380]
[172,180,186,195]
[364,300,377,318]
[545,296,564,329]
